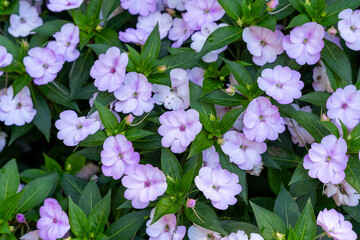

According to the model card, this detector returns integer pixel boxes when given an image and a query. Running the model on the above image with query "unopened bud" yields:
[186,199,196,208]
[236,18,243,27]
[266,0,279,10]
[225,85,235,96]
[8,225,14,232]
[328,26,337,37]
[166,8,176,17]
[209,113,216,122]
[16,214,26,223]
[95,24,103,32]
[22,40,29,50]
[217,137,225,146]
[305,0,310,6]
[321,113,330,122]
[275,232,285,240]
[125,114,134,124]
[3,1,9,7]
[157,65,167,73]
[90,175,99,182]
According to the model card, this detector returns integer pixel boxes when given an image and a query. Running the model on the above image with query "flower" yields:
[146,208,186,240]
[153,68,190,110]
[338,9,360,51]
[312,60,334,93]
[20,230,40,240]
[221,230,264,240]
[202,145,220,169]
[0,86,37,126]
[186,199,196,208]
[188,225,222,240]
[283,22,324,65]
[187,67,205,86]
[243,96,285,142]
[195,167,242,210]
[47,0,84,12]
[101,134,140,180]
[164,0,188,11]
[303,135,348,184]
[55,110,100,146]
[242,26,284,66]
[191,23,228,63]
[120,0,157,16]
[317,208,357,240]
[158,108,202,154]
[0,132,6,152]
[0,46,13,76]
[122,164,167,209]
[168,18,194,48]
[90,47,128,92]
[23,47,65,85]
[119,28,150,45]
[249,162,264,176]
[324,180,360,206]
[114,72,154,116]
[8,1,43,37]
[257,65,303,104]
[46,23,80,62]
[266,0,279,10]
[16,214,26,223]
[326,85,360,129]
[183,0,225,31]
[136,11,173,39]
[285,104,315,147]
[37,198,70,240]
[222,131,267,171]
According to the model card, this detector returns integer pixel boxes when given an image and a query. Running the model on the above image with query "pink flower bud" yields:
[166,8,176,17]
[16,214,26,223]
[328,26,337,37]
[125,114,134,124]
[321,113,330,122]
[266,0,279,10]
[225,86,235,96]
[186,199,196,208]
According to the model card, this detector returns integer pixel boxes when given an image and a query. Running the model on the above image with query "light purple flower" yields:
[137,11,173,39]
[187,67,205,86]
[164,0,189,11]
[90,47,128,92]
[221,230,247,240]
[303,135,347,184]
[146,208,186,240]
[101,134,140,180]
[202,145,220,169]
[191,23,228,62]
[120,0,157,16]
[243,97,285,143]
[23,47,65,85]
[195,166,242,210]
[243,26,284,66]
[8,1,43,37]
[312,60,334,93]
[222,131,267,171]
[317,209,357,240]
[119,28,150,45]
[0,46,12,76]
[0,86,36,126]
[188,225,222,240]
[55,110,100,146]
[158,108,202,154]
[153,68,190,110]
[325,180,360,207]
[285,104,315,147]
[47,23,80,62]
[283,22,324,65]
[114,72,154,116]
[338,9,360,51]
[258,65,303,104]
[20,230,40,240]
[168,18,194,48]
[37,198,70,240]
[326,85,360,129]
[47,0,84,12]
[122,164,167,209]
[183,0,225,31]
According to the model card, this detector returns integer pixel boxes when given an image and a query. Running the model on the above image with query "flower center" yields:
[20,17,26,23]
[240,145,247,151]
[110,67,116,74]
[339,184,347,195]
[66,42,71,47]
[179,125,186,132]
[212,185,220,190]
[303,38,308,44]
[207,233,215,240]
[316,75,321,81]
[276,83,283,88]
[43,64,49,69]
[326,156,332,163]
[118,153,123,160]
[144,181,151,188]
[16,103,22,109]
[204,9,210,13]
[341,103,348,109]
[165,225,170,232]
[351,26,358,32]
[52,218,58,223]
[260,40,267,47]
[133,92,138,98]
[76,124,83,129]
[259,115,265,122]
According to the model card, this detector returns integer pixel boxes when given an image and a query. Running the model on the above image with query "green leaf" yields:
[31,88,52,141]
[79,130,108,146]
[101,0,120,19]
[0,35,18,60]
[345,157,360,194]
[294,199,316,240]
[0,221,10,234]
[61,173,87,204]
[86,0,103,20]
[348,122,360,150]
[69,197,90,238]
[89,91,116,115]
[157,51,200,70]
[64,153,86,175]
[89,191,111,236]
[70,49,94,97]
[94,100,119,133]
[274,186,300,228]
[288,0,305,13]
[8,124,34,146]
[16,172,58,213]
[12,75,31,97]
[217,0,242,20]
[161,148,182,180]
[318,121,340,138]
[202,90,247,107]
[219,107,244,134]
[201,78,223,97]
[188,131,214,158]
[0,193,22,221]
[288,227,299,240]
[87,43,112,55]
[141,24,161,63]
[224,59,253,86]
[125,129,155,141]
[262,146,301,170]
[321,0,360,26]
[250,202,287,239]
[184,202,227,235]
[94,29,123,49]
[286,14,311,29]
[256,14,277,31]
[190,81,216,117]
[0,159,19,201]
[44,154,62,172]
[299,92,330,108]
[105,210,150,240]
[20,169,47,183]
[78,180,101,216]
[151,197,182,224]
[33,20,70,36]
[222,220,261,236]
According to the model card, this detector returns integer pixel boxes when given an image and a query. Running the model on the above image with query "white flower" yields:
[136,11,173,39]
[188,225,222,240]
[325,180,360,206]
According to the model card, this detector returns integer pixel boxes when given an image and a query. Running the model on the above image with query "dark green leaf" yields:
[0,35,18,60]
[12,75,31,97]
[161,148,182,180]
[31,88,52,141]
[219,107,244,134]
[222,220,261,236]
[125,129,155,141]
[151,197,182,224]
[299,92,330,108]
[20,169,47,183]
[87,43,112,55]
[79,180,101,216]
[190,81,216,117]
[69,197,90,238]
[0,193,22,221]
[0,159,19,201]
[157,52,200,70]
[141,24,161,63]
[94,100,119,133]
[217,0,242,20]
[274,186,300,228]
[8,124,34,146]
[61,173,87,204]
[44,154,62,172]
[89,191,111,236]
[345,157,360,194]
[319,121,340,138]
[79,130,108,146]
[86,0,103,20]
[188,131,214,158]
[202,90,247,107]
[294,199,316,240]
[70,49,94,97]
[64,153,87,175]
[224,59,253,86]
[33,20,70,36]
[286,14,311,29]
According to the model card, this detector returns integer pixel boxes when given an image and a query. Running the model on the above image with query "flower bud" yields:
[328,26,337,37]
[320,113,330,122]
[186,199,196,208]
[225,85,235,96]
[3,1,9,7]
[16,214,26,223]
[266,0,279,10]
[209,113,216,122]
[217,137,225,146]
[166,8,176,17]
[157,65,167,73]
[95,24,103,32]
[275,232,285,240]
[236,18,243,27]
[125,114,134,124]
[22,40,29,51]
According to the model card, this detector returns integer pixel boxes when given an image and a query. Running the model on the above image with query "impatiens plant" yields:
[2,0,360,240]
